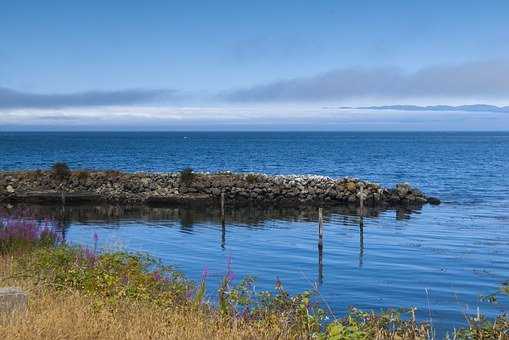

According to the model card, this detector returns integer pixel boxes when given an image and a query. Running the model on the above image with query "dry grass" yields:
[0,257,293,340]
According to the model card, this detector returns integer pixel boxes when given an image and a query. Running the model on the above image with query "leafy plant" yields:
[245,173,259,184]
[75,170,90,181]
[179,167,195,186]
[452,313,509,339]
[322,308,430,340]
[16,246,192,306]
[51,162,71,180]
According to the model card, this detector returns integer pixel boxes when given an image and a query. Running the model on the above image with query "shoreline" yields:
[0,169,440,207]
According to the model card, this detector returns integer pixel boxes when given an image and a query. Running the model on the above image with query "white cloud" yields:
[224,60,509,103]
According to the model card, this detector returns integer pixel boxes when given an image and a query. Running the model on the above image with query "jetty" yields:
[0,170,440,207]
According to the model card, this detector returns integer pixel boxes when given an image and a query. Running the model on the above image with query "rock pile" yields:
[0,170,440,207]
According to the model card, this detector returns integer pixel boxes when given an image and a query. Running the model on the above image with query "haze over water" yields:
[1,131,508,334]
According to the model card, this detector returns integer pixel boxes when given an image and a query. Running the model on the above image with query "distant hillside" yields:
[352,104,509,113]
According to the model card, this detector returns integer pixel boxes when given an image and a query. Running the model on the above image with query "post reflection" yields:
[221,220,226,250]
[318,240,323,285]
[359,223,364,268]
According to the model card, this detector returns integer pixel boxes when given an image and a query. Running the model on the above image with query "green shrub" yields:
[245,174,259,184]
[452,314,509,339]
[16,246,192,306]
[322,308,430,339]
[105,170,121,178]
[75,171,90,181]
[179,167,195,186]
[51,162,71,180]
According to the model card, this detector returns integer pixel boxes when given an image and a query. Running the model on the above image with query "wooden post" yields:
[220,193,225,249]
[318,207,324,284]
[61,191,66,205]
[220,193,225,226]
[318,207,323,248]
[358,184,366,228]
[357,184,366,268]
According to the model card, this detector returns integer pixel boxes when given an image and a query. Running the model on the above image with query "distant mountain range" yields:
[327,104,509,113]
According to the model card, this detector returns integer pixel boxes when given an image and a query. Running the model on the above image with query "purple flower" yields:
[92,232,99,253]
[0,213,59,248]
[152,271,162,282]
[201,266,209,281]
[225,256,235,282]
[82,247,97,266]
[275,276,283,290]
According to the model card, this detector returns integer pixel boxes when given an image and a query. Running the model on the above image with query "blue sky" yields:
[1,1,509,130]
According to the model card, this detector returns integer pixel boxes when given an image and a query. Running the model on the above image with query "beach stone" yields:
[396,183,411,196]
[0,287,27,313]
[346,182,357,192]
[427,196,441,205]
[6,185,14,193]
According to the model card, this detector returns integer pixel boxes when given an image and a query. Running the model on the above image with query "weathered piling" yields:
[318,207,324,249]
[318,207,324,284]
[357,184,367,227]
[220,192,226,249]
[357,185,367,267]
[220,192,225,225]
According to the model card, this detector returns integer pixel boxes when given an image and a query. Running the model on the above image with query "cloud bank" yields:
[224,60,509,102]
[2,104,508,131]
[1,59,509,130]
[0,87,178,109]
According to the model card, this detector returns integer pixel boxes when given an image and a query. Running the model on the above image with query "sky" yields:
[1,0,509,130]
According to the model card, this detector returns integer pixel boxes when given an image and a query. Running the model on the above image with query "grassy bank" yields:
[0,214,507,339]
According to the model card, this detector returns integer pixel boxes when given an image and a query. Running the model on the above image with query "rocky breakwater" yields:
[0,170,441,207]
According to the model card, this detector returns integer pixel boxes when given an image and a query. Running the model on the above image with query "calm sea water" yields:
[1,132,508,334]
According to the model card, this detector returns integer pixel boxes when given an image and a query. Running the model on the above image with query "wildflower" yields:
[153,271,162,282]
[93,232,99,253]
[275,276,283,290]
[82,247,97,266]
[226,256,235,282]
[201,266,209,281]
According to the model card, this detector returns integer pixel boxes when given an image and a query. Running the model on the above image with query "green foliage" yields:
[324,319,368,340]
[193,279,206,306]
[245,173,259,184]
[452,314,509,339]
[105,170,121,178]
[51,162,71,180]
[321,308,430,340]
[16,246,193,306]
[217,276,324,336]
[179,167,195,186]
[74,170,90,181]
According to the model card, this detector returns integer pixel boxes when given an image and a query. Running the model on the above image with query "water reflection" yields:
[359,224,365,268]
[7,203,423,229]
[3,202,423,286]
[318,237,323,285]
